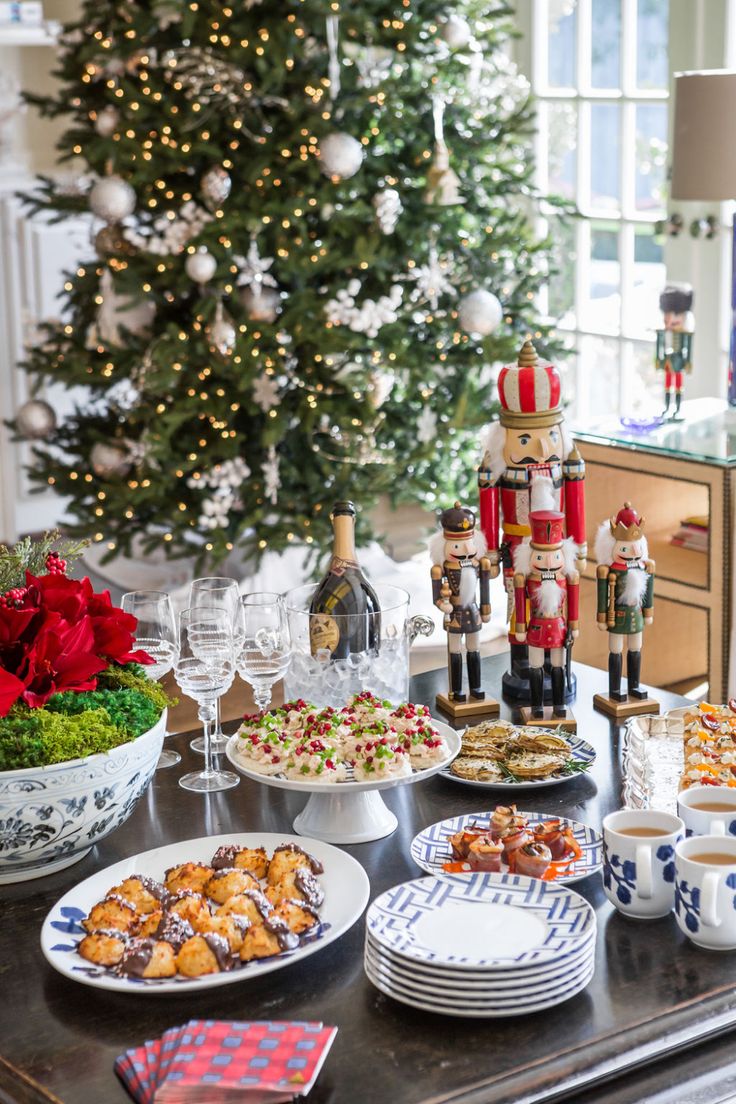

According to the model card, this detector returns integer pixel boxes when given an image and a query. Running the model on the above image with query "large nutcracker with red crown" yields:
[512,510,580,727]
[478,339,586,701]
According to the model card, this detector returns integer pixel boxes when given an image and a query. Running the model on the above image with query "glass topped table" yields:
[573,397,736,466]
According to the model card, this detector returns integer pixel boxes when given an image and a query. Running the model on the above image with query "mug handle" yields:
[701,871,722,928]
[711,818,727,836]
[636,845,653,900]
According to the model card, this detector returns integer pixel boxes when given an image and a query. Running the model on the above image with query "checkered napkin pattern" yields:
[114,1021,337,1103]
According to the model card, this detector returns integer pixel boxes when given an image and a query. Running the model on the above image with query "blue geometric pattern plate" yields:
[410,810,602,885]
[366,872,596,970]
[40,832,369,995]
[441,732,596,789]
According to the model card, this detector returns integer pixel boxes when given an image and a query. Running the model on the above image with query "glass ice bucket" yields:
[283,583,433,708]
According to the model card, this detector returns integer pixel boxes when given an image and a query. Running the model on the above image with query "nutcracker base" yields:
[518,706,577,732]
[435,693,500,721]
[593,694,660,719]
[501,666,577,704]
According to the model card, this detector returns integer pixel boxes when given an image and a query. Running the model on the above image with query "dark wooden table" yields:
[2,657,732,1104]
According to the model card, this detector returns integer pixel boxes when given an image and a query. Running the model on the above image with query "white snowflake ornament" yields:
[252,373,280,411]
[417,406,438,444]
[262,446,280,505]
[234,239,277,290]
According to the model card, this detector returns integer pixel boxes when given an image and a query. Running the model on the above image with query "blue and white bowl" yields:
[0,710,166,883]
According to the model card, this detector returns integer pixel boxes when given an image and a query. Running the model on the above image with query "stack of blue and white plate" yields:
[364,872,596,1018]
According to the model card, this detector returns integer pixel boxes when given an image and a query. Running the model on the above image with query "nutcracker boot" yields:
[627,650,648,700]
[450,651,466,702]
[609,652,626,702]
[529,666,544,719]
[551,666,567,718]
[674,390,683,419]
[467,651,485,700]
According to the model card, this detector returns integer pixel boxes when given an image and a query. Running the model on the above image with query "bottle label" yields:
[329,555,359,578]
[310,613,340,653]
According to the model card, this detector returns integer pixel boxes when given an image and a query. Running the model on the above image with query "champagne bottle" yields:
[309,501,381,658]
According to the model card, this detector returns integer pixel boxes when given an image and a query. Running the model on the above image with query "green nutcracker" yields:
[594,502,658,717]
[655,283,694,421]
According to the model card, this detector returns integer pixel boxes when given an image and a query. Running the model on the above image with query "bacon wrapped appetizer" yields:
[511,842,553,879]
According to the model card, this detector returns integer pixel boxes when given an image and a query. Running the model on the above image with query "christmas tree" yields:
[19,0,560,566]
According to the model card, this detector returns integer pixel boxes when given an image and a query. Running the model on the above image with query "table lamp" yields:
[670,69,736,404]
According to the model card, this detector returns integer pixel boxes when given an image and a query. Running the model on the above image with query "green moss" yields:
[0,663,172,771]
[46,688,161,738]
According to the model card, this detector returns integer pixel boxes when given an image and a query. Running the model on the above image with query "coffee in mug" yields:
[675,835,736,949]
[677,784,736,840]
[602,809,684,919]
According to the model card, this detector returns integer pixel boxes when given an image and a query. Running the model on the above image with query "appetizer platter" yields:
[226,694,461,843]
[40,832,370,994]
[410,806,602,884]
[441,718,595,789]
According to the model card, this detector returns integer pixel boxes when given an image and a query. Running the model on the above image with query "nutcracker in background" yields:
[430,503,499,719]
[513,510,579,729]
[655,283,694,421]
[477,339,586,701]
[593,502,659,718]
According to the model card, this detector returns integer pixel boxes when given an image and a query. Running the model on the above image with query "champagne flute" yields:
[237,592,291,712]
[188,577,242,754]
[121,590,180,769]
[175,607,239,792]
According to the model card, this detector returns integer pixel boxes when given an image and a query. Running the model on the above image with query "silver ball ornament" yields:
[441,14,472,48]
[94,106,120,137]
[458,289,503,336]
[89,175,136,223]
[241,285,281,323]
[318,132,364,180]
[90,441,132,478]
[185,247,217,284]
[207,304,237,357]
[15,399,57,440]
[200,165,232,211]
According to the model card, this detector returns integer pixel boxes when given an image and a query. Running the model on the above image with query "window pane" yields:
[629,227,666,339]
[635,103,668,213]
[636,0,669,90]
[548,101,577,200]
[547,217,577,327]
[590,103,621,209]
[580,335,621,413]
[548,0,577,88]
[591,0,621,89]
[581,222,620,334]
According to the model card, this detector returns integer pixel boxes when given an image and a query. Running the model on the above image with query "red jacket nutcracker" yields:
[513,511,580,719]
[478,339,586,700]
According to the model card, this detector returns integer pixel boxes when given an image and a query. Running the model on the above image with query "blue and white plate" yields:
[364,954,595,1018]
[410,810,602,885]
[366,872,595,971]
[364,937,593,998]
[40,832,369,995]
[441,732,596,789]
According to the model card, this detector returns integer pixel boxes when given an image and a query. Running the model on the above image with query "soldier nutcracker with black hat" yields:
[593,502,659,718]
[430,502,499,719]
[513,510,579,728]
[478,339,586,701]
[655,283,694,421]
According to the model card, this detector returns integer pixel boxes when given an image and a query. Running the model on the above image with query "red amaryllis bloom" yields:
[0,572,152,716]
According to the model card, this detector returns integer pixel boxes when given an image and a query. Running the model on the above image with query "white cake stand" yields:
[225,721,461,845]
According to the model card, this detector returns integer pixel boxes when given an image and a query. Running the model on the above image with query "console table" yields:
[573,397,736,701]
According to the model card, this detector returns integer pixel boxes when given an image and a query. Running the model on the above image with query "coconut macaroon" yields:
[266,843,324,886]
[275,898,321,935]
[175,933,234,977]
[239,916,299,961]
[118,937,177,979]
[216,888,274,926]
[82,894,139,935]
[78,929,129,967]
[211,845,270,879]
[164,862,214,896]
[167,891,212,931]
[204,867,260,905]
[198,913,251,953]
[108,876,168,914]
[265,868,325,910]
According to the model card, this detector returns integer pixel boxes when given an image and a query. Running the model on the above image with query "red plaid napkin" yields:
[115,1020,337,1103]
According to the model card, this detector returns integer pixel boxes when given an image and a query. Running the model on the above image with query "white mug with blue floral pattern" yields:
[675,835,736,949]
[677,784,736,839]
[602,810,684,919]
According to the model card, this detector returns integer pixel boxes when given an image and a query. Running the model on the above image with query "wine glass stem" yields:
[213,697,224,741]
[253,682,272,712]
[199,703,215,777]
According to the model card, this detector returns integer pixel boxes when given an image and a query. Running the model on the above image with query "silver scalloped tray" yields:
[621,707,690,814]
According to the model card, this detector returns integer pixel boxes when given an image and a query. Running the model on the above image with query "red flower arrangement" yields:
[0,569,151,717]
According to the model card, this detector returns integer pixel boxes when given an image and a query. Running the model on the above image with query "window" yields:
[526,0,670,420]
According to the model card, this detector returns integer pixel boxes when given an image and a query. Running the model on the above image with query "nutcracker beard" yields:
[529,471,556,512]
[619,565,648,606]
[532,577,565,617]
[459,563,477,606]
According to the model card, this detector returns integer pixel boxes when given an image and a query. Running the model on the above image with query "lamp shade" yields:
[671,70,736,201]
